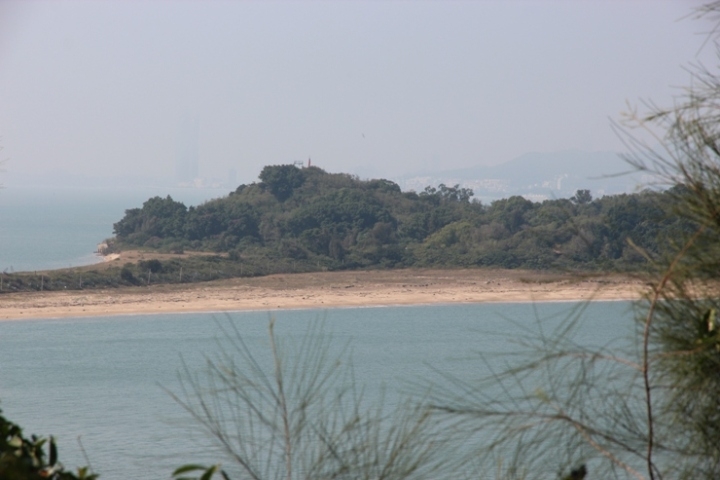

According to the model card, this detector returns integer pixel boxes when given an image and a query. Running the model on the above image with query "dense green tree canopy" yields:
[259,164,306,201]
[112,166,691,273]
[0,409,96,480]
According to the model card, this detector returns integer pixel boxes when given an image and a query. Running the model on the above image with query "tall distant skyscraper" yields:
[176,117,199,182]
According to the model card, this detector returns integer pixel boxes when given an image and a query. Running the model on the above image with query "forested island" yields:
[0,164,690,292]
[113,164,685,266]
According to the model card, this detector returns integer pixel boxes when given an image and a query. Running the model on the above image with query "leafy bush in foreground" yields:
[0,408,96,480]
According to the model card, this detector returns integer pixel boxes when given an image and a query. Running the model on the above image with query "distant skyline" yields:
[0,1,716,186]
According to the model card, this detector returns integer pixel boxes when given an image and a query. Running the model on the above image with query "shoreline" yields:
[0,269,645,322]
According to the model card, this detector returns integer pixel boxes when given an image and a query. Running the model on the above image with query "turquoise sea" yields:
[0,186,229,273]
[0,302,638,479]
[0,188,640,479]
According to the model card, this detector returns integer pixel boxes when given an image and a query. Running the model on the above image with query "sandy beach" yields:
[0,269,646,321]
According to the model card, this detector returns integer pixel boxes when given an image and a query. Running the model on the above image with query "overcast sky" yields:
[0,1,715,184]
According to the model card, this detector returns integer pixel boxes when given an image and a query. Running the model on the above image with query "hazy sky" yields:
[0,1,715,184]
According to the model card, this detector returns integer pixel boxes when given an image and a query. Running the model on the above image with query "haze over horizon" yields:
[0,1,715,187]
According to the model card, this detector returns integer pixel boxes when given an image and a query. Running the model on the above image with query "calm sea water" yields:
[0,186,229,272]
[0,302,637,480]
[0,188,641,478]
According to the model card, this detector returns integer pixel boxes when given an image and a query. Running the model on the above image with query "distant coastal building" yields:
[176,117,199,183]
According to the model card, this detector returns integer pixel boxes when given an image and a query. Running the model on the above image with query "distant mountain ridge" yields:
[394,150,652,202]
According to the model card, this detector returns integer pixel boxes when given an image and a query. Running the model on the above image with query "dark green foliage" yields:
[0,408,97,480]
[571,189,592,205]
[366,178,402,194]
[487,195,533,234]
[259,164,306,201]
[139,259,163,273]
[120,265,137,285]
[420,183,474,203]
[0,166,698,293]
[105,165,696,278]
[113,195,188,240]
[0,165,688,295]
